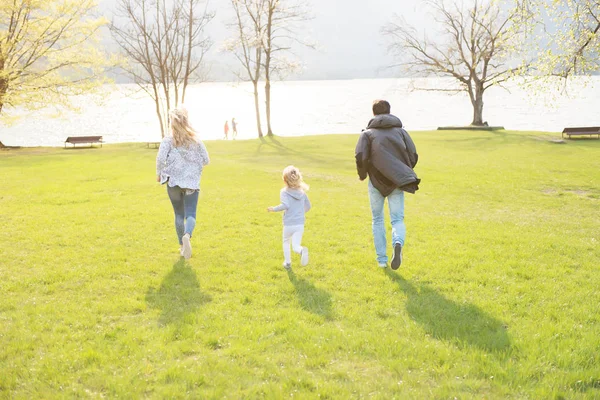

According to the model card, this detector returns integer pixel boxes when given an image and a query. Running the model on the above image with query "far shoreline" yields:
[1,129,577,150]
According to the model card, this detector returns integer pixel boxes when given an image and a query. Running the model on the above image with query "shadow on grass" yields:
[384,269,510,352]
[287,270,333,320]
[146,259,211,325]
[434,131,512,147]
[255,135,331,165]
[570,378,600,394]
[434,130,577,148]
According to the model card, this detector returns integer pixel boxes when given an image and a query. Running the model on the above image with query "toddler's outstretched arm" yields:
[267,203,287,212]
[267,191,289,212]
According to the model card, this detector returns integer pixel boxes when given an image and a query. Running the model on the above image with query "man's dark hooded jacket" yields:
[355,114,420,197]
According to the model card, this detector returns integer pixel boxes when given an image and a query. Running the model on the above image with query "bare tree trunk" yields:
[471,85,484,126]
[156,0,170,132]
[0,93,4,147]
[154,95,166,138]
[264,4,274,136]
[252,80,263,137]
[253,45,264,138]
[1,74,6,146]
[141,4,166,138]
[471,99,484,126]
[265,79,273,136]
[0,69,6,109]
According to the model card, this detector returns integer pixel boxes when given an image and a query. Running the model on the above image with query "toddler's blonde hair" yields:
[169,106,198,147]
[282,165,309,191]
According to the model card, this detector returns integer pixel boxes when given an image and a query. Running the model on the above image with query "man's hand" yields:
[156,175,160,182]
[267,207,274,212]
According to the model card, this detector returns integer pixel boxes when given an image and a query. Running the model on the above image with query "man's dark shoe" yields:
[391,243,402,270]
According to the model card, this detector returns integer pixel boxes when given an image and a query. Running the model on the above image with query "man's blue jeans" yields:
[368,180,405,265]
[167,185,199,245]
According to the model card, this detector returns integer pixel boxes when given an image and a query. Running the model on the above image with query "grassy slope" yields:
[0,131,599,399]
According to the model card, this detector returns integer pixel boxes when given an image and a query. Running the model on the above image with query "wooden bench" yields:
[562,127,600,139]
[64,136,103,148]
[147,142,160,149]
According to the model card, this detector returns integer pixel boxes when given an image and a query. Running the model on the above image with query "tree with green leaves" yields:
[0,0,110,147]
[515,0,599,77]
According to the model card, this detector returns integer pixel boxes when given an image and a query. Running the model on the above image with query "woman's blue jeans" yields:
[368,180,406,265]
[167,185,199,245]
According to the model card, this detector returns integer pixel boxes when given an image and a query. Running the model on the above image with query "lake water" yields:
[1,77,599,147]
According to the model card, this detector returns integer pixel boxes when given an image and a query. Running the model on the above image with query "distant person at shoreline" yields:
[354,100,420,270]
[267,165,311,270]
[156,106,210,259]
[223,120,229,140]
[231,117,238,139]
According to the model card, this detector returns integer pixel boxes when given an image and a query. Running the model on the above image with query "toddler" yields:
[267,165,311,269]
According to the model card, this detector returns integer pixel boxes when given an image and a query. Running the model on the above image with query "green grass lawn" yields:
[1,130,599,399]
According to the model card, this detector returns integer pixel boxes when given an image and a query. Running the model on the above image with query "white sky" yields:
[98,0,430,80]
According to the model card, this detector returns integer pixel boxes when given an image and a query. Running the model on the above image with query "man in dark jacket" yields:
[355,100,420,270]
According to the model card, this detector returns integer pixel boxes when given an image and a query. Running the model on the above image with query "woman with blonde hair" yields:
[156,106,210,259]
[267,165,312,270]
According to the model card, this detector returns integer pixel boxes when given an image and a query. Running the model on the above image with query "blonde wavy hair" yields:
[282,165,309,191]
[169,106,198,147]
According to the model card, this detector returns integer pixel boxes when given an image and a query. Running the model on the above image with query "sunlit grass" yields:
[1,130,599,398]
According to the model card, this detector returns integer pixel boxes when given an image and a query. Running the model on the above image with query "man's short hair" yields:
[372,100,391,115]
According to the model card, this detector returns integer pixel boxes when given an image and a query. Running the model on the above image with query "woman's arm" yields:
[198,140,210,166]
[156,138,172,179]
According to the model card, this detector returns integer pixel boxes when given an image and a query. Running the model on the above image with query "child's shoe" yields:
[283,262,291,270]
[378,262,387,268]
[300,247,309,266]
[182,233,192,260]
